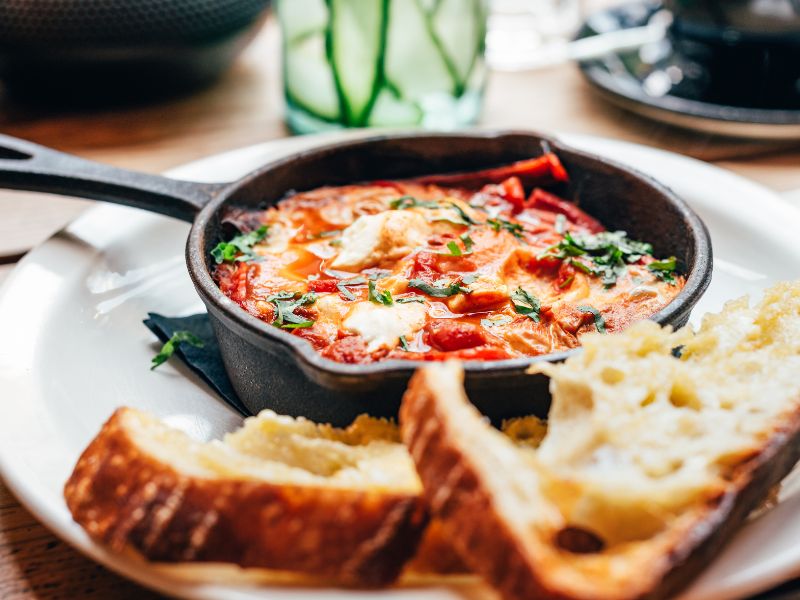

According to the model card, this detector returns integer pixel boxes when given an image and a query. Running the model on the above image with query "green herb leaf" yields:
[396,296,426,304]
[390,195,440,210]
[446,240,462,256]
[337,276,367,301]
[487,218,525,240]
[540,230,661,287]
[267,291,318,329]
[151,331,204,370]
[368,279,394,305]
[211,225,269,264]
[569,258,595,275]
[409,278,471,298]
[460,233,475,252]
[448,202,476,225]
[399,335,410,351]
[578,305,607,333]
[511,287,541,322]
[647,256,678,284]
[481,315,513,328]
[279,321,314,329]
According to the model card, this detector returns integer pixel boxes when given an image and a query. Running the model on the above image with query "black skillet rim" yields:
[186,130,712,380]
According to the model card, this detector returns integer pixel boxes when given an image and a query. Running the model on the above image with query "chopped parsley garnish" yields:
[390,195,440,210]
[647,256,678,284]
[446,232,475,257]
[578,305,606,333]
[511,287,541,322]
[487,218,525,240]
[211,225,269,264]
[151,331,204,370]
[267,291,317,329]
[558,275,574,289]
[540,230,658,287]
[448,202,477,225]
[481,315,513,328]
[409,278,471,298]
[569,258,595,275]
[396,296,426,304]
[399,335,411,351]
[368,279,393,305]
[337,276,366,301]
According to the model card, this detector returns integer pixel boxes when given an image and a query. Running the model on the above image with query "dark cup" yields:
[663,0,800,109]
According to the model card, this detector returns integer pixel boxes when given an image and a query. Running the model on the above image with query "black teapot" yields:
[665,0,800,109]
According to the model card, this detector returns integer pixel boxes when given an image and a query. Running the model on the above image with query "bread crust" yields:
[64,408,428,587]
[400,365,800,600]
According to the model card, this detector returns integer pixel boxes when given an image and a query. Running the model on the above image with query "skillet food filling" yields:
[212,154,685,364]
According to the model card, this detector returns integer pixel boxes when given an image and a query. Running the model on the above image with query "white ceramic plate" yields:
[2,132,800,600]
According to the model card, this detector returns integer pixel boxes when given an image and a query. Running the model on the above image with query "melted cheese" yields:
[343,301,428,352]
[330,211,430,270]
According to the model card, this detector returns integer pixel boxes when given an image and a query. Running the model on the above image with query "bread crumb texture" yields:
[534,281,800,544]
[128,409,420,492]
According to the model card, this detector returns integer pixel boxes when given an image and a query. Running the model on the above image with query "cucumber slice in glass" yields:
[285,33,341,122]
[328,0,388,126]
[368,89,423,126]
[432,0,486,93]
[417,0,441,15]
[278,0,329,45]
[384,0,456,99]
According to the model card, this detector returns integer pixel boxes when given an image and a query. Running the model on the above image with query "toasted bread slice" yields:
[400,282,800,600]
[65,408,427,587]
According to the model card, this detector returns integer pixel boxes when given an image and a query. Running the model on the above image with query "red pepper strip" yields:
[411,154,569,188]
[307,278,340,293]
[546,152,569,182]
[526,188,604,233]
[369,180,404,190]
[478,176,527,212]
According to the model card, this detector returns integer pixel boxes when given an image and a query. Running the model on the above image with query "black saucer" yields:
[577,2,800,139]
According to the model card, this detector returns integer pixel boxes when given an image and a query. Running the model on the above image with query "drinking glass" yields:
[278,0,489,134]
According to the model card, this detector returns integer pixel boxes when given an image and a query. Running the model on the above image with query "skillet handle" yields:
[0,134,227,222]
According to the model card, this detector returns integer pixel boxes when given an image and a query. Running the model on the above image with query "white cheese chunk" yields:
[330,211,429,270]
[343,301,427,352]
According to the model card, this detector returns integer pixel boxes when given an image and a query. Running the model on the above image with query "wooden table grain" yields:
[2,8,800,600]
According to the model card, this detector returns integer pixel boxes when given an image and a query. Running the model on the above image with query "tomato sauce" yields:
[212,155,684,364]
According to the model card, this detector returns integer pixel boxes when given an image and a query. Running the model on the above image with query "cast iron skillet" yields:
[0,131,712,425]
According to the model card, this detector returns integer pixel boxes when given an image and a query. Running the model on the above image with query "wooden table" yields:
[2,9,800,599]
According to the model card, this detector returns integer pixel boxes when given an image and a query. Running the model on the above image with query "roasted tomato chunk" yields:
[426,320,487,352]
[321,335,372,364]
[307,278,340,293]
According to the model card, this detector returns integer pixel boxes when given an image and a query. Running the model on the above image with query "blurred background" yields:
[1,0,800,597]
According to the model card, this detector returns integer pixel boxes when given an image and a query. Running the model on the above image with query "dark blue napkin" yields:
[143,313,249,416]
